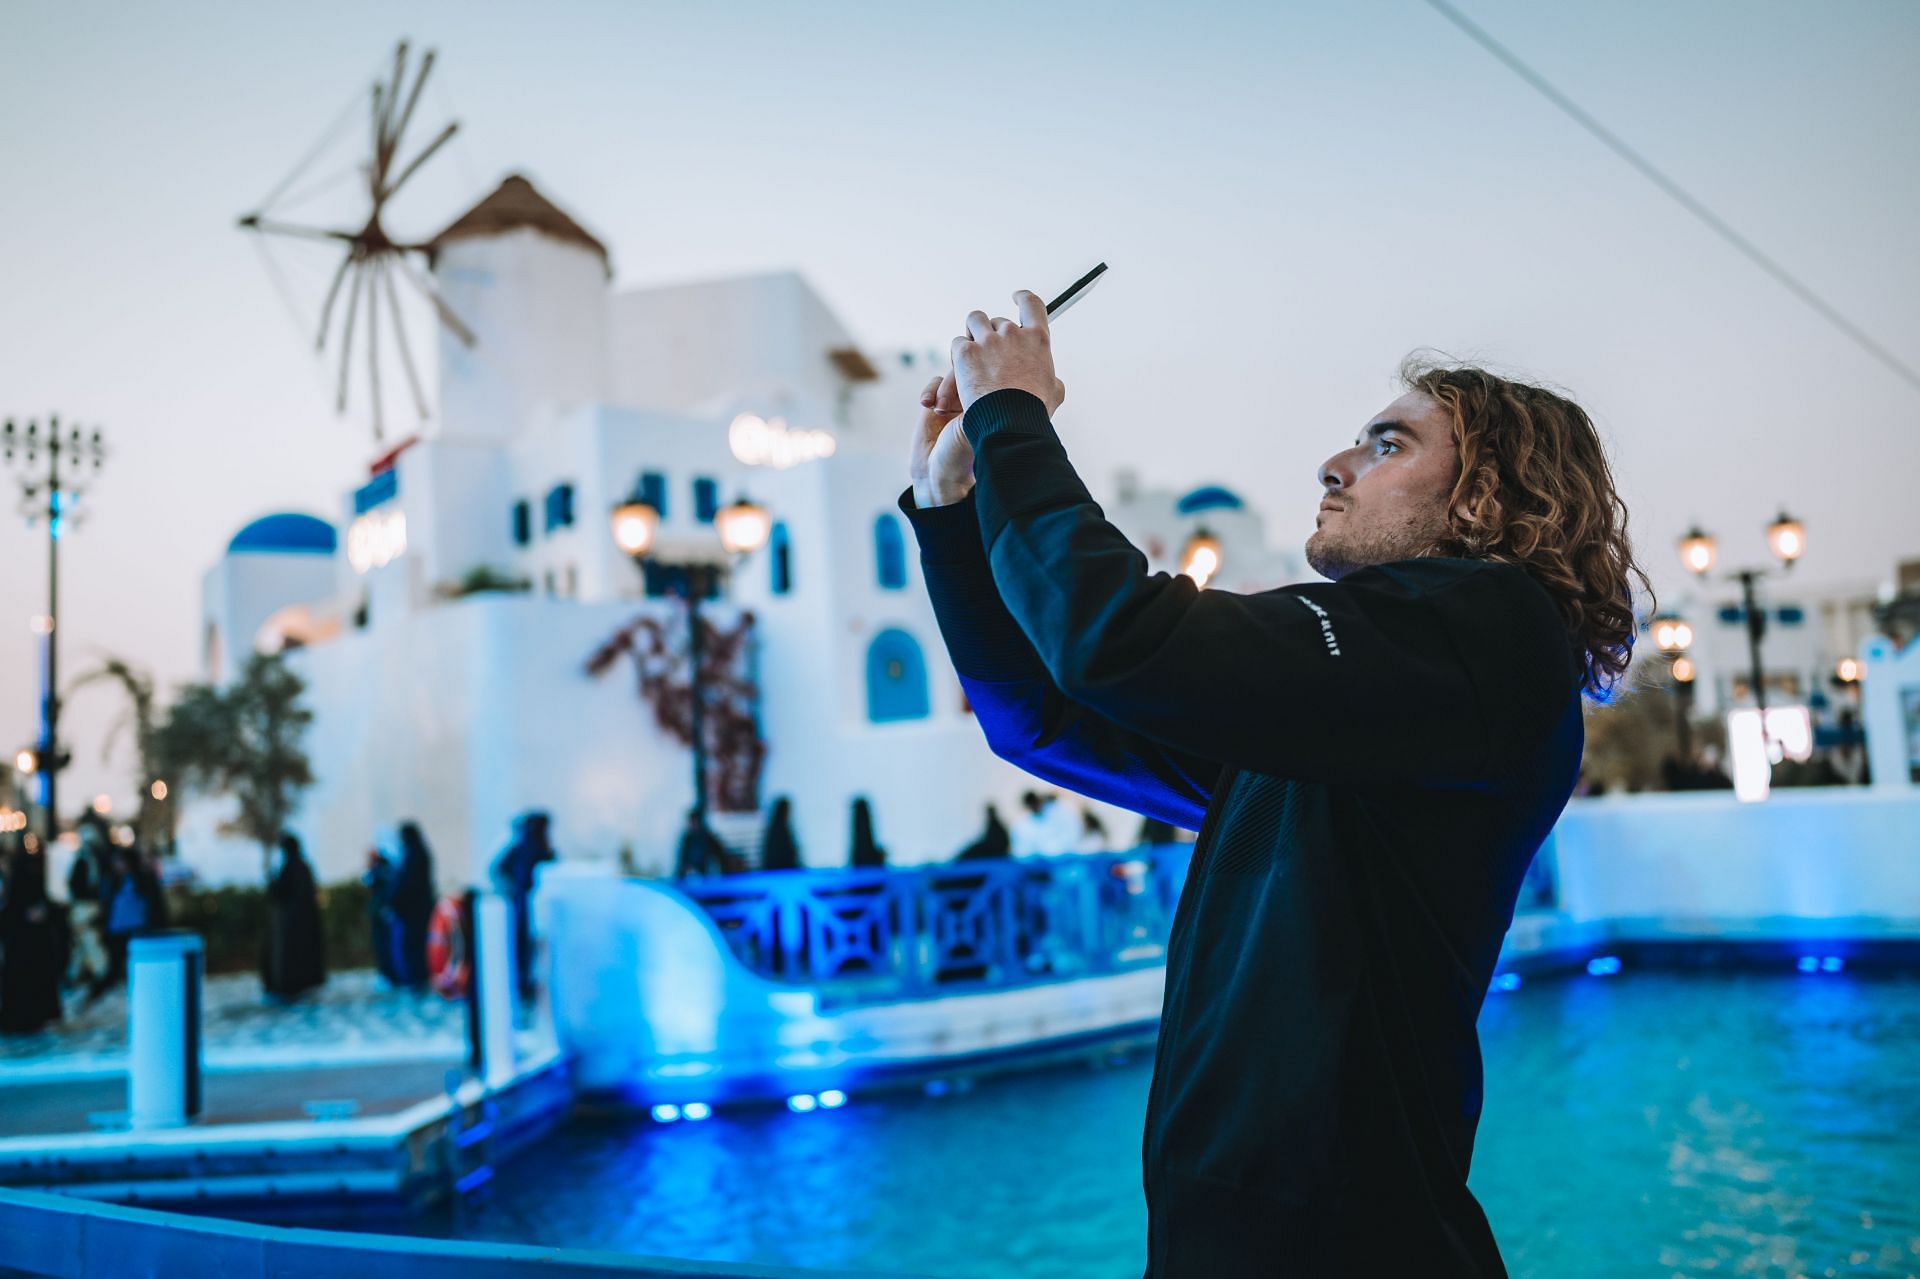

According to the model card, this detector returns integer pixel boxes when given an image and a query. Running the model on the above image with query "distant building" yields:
[189,175,1303,885]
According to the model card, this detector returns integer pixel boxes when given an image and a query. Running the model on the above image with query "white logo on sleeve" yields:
[1292,595,1343,657]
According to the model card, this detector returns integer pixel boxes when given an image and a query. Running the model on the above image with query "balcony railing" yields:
[679,845,1195,1004]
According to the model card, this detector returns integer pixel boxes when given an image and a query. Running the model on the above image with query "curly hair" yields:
[1398,355,1651,701]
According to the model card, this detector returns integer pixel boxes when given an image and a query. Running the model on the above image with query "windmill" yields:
[238,41,476,442]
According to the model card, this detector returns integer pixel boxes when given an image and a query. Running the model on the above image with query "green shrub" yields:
[164,880,377,976]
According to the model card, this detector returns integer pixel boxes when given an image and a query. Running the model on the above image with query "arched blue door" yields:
[865,628,929,723]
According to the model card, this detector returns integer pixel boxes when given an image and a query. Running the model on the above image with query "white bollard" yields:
[128,932,203,1129]
[473,893,517,1088]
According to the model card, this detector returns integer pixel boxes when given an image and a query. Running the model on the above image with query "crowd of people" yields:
[0,809,565,1037]
[666,790,1195,880]
[0,814,171,1036]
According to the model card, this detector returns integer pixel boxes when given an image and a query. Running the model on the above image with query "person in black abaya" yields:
[955,802,1012,861]
[1,844,66,1035]
[759,796,801,871]
[491,812,558,1001]
[848,796,887,869]
[263,833,326,1002]
[389,822,437,990]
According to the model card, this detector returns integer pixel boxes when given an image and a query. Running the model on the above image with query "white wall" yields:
[435,229,610,447]
[1551,788,1920,931]
[201,551,339,683]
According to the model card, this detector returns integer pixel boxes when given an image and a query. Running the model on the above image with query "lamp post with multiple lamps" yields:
[3,416,108,842]
[609,492,773,828]
[1674,511,1806,761]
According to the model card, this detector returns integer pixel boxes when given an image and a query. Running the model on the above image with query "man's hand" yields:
[908,372,974,508]
[951,290,1066,416]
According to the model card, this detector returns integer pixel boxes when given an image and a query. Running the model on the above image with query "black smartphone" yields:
[1045,262,1108,321]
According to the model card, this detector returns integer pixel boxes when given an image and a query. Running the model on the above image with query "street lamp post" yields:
[3,416,107,842]
[1180,526,1223,590]
[1650,615,1696,765]
[1673,511,1805,761]
[609,493,772,827]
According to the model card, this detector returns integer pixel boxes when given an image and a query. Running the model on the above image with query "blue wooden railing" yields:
[679,845,1194,1001]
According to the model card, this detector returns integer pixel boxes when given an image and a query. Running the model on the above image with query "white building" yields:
[190,175,1304,887]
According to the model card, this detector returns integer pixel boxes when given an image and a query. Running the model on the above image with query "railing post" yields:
[127,931,203,1129]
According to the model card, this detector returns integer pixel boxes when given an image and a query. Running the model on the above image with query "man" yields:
[898,292,1646,1277]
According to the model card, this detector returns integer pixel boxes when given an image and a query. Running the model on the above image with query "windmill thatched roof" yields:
[429,174,610,272]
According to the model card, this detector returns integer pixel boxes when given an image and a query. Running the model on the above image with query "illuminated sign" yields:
[347,508,407,573]
[728,414,836,468]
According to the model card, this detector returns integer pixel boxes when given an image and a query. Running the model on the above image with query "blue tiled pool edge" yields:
[0,1186,936,1279]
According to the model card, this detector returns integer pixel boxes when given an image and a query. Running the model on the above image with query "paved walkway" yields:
[0,1059,465,1140]
[0,969,466,1072]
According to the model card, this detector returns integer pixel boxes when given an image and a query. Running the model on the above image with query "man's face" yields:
[1304,390,1460,580]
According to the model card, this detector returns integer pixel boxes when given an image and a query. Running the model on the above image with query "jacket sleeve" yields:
[961,389,1507,788]
[897,486,1221,831]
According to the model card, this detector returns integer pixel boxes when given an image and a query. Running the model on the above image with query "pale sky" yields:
[3,0,1917,815]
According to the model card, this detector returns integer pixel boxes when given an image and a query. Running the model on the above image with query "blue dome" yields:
[1175,485,1245,515]
[227,512,337,556]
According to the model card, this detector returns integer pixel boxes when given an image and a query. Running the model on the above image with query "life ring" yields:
[425,896,470,999]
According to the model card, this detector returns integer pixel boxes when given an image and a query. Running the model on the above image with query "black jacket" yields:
[900,388,1583,1277]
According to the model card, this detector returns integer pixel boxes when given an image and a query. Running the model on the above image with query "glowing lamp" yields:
[717,497,773,556]
[14,750,35,775]
[1834,657,1861,685]
[150,779,168,801]
[1650,615,1694,654]
[1670,656,1696,684]
[610,501,660,557]
[1678,526,1717,576]
[91,794,111,815]
[1765,511,1805,566]
[1180,527,1223,589]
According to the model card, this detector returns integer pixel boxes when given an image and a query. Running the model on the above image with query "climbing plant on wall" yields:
[585,605,767,813]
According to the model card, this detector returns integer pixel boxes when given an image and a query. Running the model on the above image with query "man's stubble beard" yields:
[1304,509,1453,581]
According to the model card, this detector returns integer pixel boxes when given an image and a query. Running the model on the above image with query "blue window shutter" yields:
[770,521,792,595]
[639,471,667,518]
[511,500,531,546]
[543,483,576,533]
[865,628,929,723]
[874,513,907,590]
[693,476,719,524]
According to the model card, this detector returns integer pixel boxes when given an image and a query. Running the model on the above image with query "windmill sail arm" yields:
[395,254,477,347]
[381,121,459,202]
[238,215,357,244]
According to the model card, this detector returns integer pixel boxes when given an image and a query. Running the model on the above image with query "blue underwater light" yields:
[1586,956,1622,977]
[1821,956,1844,973]
[682,1102,712,1121]
[1492,973,1522,992]
[1797,955,1820,973]
[787,1094,819,1114]
[817,1090,848,1109]
[651,1104,682,1123]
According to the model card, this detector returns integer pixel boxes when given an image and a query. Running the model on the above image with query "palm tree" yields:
[68,657,172,848]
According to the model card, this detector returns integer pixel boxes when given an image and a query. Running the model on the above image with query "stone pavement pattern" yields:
[0,969,465,1064]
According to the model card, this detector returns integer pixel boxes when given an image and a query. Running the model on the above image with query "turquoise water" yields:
[398,970,1920,1278]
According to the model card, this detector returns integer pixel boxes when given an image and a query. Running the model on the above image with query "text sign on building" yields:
[729,414,836,468]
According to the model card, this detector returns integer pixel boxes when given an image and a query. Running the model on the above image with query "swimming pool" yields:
[360,969,1920,1278]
